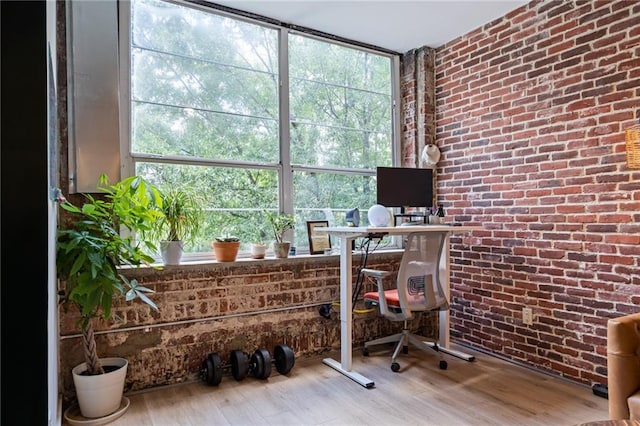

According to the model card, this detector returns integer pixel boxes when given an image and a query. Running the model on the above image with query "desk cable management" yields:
[319,233,389,318]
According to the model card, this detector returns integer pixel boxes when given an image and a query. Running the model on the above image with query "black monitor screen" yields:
[376,167,433,210]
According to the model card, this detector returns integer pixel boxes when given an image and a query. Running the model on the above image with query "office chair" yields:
[362,231,450,372]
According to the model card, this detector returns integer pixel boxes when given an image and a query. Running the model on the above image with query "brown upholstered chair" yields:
[607,312,640,420]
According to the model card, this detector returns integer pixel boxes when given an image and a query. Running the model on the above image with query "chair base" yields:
[364,325,448,371]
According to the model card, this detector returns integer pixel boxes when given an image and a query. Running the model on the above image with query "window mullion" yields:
[278,29,293,219]
[391,55,401,167]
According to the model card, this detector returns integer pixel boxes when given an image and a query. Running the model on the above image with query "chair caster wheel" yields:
[363,347,369,356]
[439,360,447,370]
[391,362,400,372]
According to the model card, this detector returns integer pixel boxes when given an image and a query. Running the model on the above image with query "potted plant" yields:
[56,175,163,419]
[151,187,204,265]
[265,210,295,258]
[212,232,241,262]
[250,229,268,259]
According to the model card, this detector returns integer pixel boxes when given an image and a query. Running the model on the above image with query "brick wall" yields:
[58,252,443,402]
[434,0,640,386]
[400,47,436,167]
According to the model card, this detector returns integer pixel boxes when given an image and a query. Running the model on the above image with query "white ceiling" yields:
[210,0,530,52]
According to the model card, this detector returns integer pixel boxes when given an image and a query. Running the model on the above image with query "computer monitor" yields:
[376,166,433,213]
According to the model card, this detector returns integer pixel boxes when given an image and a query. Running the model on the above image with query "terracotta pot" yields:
[212,241,240,262]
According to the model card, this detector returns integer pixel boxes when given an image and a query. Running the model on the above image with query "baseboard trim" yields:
[453,340,595,390]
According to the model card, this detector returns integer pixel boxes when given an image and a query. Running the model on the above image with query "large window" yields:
[123,0,398,256]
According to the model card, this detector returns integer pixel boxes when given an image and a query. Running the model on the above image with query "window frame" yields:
[119,0,402,260]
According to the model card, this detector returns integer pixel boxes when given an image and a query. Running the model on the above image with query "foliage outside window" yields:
[125,0,396,257]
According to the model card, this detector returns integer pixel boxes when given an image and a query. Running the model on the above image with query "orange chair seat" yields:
[364,290,401,308]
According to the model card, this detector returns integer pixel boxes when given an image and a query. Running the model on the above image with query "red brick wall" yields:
[435,0,640,386]
[401,47,436,167]
[58,253,441,402]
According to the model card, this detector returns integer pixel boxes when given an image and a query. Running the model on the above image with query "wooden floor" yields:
[91,343,608,426]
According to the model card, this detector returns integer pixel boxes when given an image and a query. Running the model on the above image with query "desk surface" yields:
[319,225,481,235]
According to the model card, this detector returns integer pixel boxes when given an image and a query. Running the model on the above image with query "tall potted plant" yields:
[56,175,163,419]
[151,187,204,265]
[265,210,295,258]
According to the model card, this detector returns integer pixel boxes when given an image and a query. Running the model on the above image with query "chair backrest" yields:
[396,232,449,314]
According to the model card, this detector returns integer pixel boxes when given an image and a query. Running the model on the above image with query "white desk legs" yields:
[322,235,375,388]
[423,233,476,362]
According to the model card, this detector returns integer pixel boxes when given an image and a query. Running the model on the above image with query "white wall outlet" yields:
[522,307,533,325]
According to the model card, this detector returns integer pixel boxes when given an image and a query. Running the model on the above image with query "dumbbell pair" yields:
[202,344,295,386]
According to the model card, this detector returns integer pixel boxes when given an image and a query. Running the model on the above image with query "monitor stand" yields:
[393,212,427,227]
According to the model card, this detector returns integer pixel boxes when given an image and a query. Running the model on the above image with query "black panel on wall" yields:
[1,1,49,425]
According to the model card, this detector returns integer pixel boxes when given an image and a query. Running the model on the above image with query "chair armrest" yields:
[361,268,389,279]
[361,268,406,321]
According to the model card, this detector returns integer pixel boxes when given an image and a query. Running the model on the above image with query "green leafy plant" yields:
[56,175,164,375]
[265,210,295,243]
[215,232,240,243]
[252,229,268,245]
[151,187,204,243]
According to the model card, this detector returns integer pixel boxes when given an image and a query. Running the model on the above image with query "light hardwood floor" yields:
[87,343,609,426]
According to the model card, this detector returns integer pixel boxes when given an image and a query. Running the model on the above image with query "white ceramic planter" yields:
[72,357,128,419]
[250,243,266,259]
[160,240,184,265]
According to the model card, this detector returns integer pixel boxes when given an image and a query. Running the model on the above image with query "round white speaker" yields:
[367,204,390,227]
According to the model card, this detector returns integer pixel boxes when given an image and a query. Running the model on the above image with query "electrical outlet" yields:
[522,307,533,325]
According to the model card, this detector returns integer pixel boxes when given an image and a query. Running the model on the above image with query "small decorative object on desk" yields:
[435,205,445,224]
[367,204,390,227]
[345,208,360,227]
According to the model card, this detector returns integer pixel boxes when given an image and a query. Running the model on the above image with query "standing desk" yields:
[319,225,481,388]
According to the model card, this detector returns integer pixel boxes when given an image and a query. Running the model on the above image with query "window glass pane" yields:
[131,103,278,162]
[131,0,279,163]
[289,34,392,170]
[293,171,376,249]
[136,162,278,252]
[128,0,396,255]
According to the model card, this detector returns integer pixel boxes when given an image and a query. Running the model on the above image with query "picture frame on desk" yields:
[306,220,331,254]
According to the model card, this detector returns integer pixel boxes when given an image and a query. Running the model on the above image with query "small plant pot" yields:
[273,242,291,259]
[250,243,266,259]
[212,241,240,262]
[160,240,184,265]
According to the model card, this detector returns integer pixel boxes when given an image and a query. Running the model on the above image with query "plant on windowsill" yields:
[250,229,268,259]
[56,174,163,419]
[150,187,204,265]
[265,210,295,258]
[212,232,241,262]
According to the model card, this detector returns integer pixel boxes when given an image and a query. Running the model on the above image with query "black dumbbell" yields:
[201,344,295,386]
[231,345,296,381]
[200,349,260,386]
[273,344,295,376]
